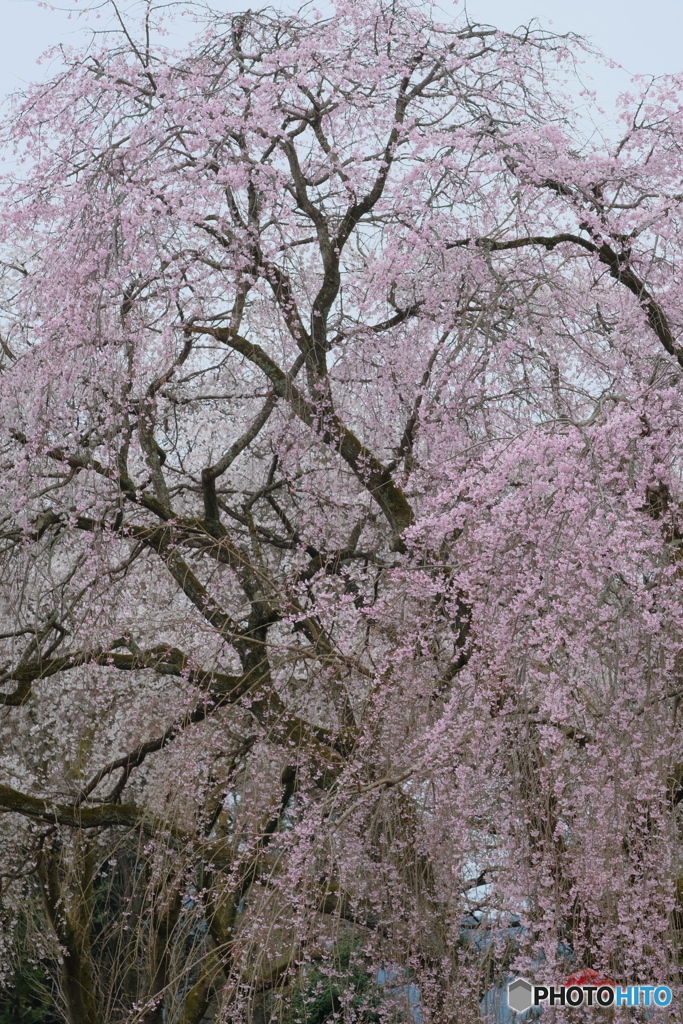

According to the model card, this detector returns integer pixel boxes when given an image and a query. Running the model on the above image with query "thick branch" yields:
[0,643,246,707]
[189,326,414,543]
[202,394,278,527]
[10,434,174,521]
[447,232,683,366]
[0,784,242,871]
[0,783,146,830]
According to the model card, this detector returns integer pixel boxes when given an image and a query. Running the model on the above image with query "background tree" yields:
[0,1,683,1020]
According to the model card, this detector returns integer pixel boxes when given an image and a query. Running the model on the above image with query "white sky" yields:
[0,0,681,105]
[464,0,683,76]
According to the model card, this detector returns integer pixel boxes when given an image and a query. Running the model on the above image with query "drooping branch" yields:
[37,843,101,1024]
[177,763,302,1021]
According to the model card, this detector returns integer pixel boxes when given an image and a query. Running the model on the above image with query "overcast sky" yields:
[0,0,681,106]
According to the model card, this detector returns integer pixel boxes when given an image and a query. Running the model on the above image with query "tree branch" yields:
[446,231,682,366]
[188,326,414,545]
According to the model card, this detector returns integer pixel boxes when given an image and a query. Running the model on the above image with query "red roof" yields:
[565,969,616,988]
